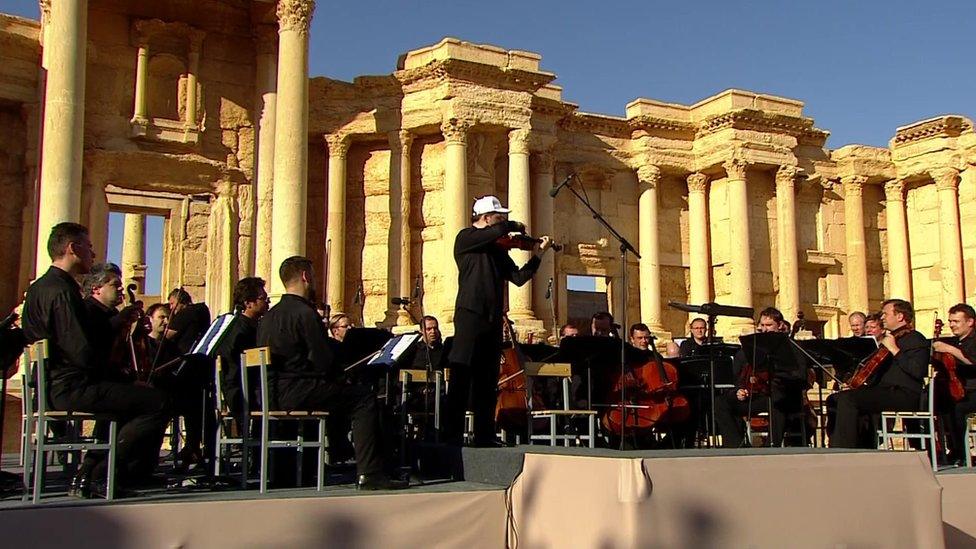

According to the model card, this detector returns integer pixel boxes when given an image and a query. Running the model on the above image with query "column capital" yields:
[841,175,868,197]
[254,24,279,55]
[508,128,531,154]
[775,165,798,188]
[276,0,315,34]
[530,151,555,174]
[441,118,472,145]
[931,167,960,191]
[188,29,206,54]
[884,179,906,201]
[38,0,50,19]
[723,157,749,180]
[686,172,709,193]
[387,130,413,152]
[637,164,662,187]
[325,132,351,159]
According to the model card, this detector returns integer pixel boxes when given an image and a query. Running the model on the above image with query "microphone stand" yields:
[556,174,641,450]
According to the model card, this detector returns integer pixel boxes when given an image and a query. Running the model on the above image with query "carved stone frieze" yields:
[276,0,315,34]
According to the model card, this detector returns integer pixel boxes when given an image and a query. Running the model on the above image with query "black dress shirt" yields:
[256,294,335,408]
[212,313,258,414]
[679,337,704,357]
[22,266,93,386]
[453,221,541,324]
[877,330,930,394]
[409,340,446,371]
[169,302,212,355]
[83,296,120,373]
[947,333,976,390]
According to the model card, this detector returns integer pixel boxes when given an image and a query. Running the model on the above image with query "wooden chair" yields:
[525,362,597,448]
[878,368,944,472]
[240,347,329,493]
[22,340,118,502]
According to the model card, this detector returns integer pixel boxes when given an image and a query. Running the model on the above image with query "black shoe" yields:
[68,464,94,498]
[356,474,409,491]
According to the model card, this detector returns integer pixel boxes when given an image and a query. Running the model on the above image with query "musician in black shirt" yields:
[446,195,552,446]
[166,288,211,355]
[213,277,269,421]
[678,318,708,357]
[714,307,804,447]
[409,315,446,371]
[257,256,406,490]
[932,303,976,464]
[81,263,142,381]
[831,299,930,448]
[22,223,168,497]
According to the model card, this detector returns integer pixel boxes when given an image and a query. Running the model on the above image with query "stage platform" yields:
[1,447,975,548]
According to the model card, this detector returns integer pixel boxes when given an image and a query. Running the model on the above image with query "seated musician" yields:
[848,311,867,337]
[864,313,884,343]
[329,313,353,342]
[629,323,652,351]
[81,263,142,382]
[144,303,172,362]
[676,318,709,357]
[559,323,579,340]
[22,223,168,497]
[931,303,976,465]
[830,299,930,448]
[212,277,269,421]
[409,315,446,370]
[256,255,407,490]
[165,288,211,355]
[591,311,619,338]
[714,307,804,447]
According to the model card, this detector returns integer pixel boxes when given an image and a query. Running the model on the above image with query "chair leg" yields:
[549,416,556,447]
[22,416,33,503]
[317,419,326,491]
[106,421,118,501]
[260,420,269,494]
[588,415,595,449]
[32,417,45,504]
[240,418,250,490]
[295,427,304,488]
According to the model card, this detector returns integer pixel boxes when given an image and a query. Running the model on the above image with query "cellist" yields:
[714,307,805,447]
[81,263,145,382]
[831,299,930,448]
[931,303,976,465]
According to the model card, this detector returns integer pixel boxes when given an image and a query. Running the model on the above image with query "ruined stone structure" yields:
[1,1,974,345]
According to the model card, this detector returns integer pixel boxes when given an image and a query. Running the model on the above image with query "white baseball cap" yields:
[472,195,511,216]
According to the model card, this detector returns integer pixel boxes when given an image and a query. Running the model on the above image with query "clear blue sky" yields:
[5,0,974,294]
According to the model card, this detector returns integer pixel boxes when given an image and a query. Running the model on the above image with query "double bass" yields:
[932,318,966,402]
[602,347,690,434]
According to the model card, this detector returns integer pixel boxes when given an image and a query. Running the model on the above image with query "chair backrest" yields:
[240,347,271,415]
[524,362,571,378]
[26,340,49,415]
[399,368,451,384]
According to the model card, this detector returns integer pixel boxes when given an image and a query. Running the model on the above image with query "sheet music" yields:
[367,333,419,366]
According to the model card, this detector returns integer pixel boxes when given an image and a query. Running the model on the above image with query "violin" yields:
[847,324,913,389]
[494,315,546,431]
[496,233,563,252]
[932,318,966,402]
[602,348,690,434]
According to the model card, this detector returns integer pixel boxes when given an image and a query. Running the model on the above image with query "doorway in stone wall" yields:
[106,211,167,304]
[566,275,609,334]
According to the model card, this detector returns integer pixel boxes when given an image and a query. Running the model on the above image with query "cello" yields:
[932,318,966,402]
[494,316,545,431]
[602,347,690,435]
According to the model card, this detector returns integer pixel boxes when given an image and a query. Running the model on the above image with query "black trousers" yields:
[447,311,503,445]
[948,389,976,460]
[831,385,920,448]
[50,380,169,483]
[714,385,802,448]
[283,380,383,477]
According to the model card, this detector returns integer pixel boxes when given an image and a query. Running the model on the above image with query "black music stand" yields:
[668,301,754,446]
[738,331,808,446]
[557,336,625,413]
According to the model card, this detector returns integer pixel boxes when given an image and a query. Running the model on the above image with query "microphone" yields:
[412,275,422,300]
[392,297,411,306]
[354,284,364,304]
[549,172,575,198]
[545,277,553,300]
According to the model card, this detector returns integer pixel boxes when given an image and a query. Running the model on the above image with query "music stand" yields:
[668,301,754,445]
[557,336,625,413]
[737,331,808,447]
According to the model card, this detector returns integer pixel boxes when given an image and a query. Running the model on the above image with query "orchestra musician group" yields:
[15,195,976,498]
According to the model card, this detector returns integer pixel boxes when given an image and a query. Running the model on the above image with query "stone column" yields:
[932,168,965,308]
[531,151,556,336]
[842,175,869,313]
[268,0,313,296]
[131,37,149,124]
[686,172,711,307]
[637,164,664,332]
[393,130,413,326]
[775,165,800,321]
[185,31,204,128]
[206,182,239,314]
[121,213,147,294]
[507,128,536,321]
[439,118,471,324]
[883,179,912,300]
[35,0,89,277]
[724,157,753,331]
[325,132,350,315]
[253,25,278,282]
